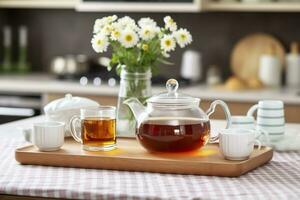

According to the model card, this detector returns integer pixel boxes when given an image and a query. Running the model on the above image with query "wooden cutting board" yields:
[15,138,273,177]
[231,33,285,81]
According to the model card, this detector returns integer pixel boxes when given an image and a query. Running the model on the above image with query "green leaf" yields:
[116,64,123,75]
[158,58,174,65]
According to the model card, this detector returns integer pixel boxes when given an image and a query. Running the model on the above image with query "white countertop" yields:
[0,74,300,104]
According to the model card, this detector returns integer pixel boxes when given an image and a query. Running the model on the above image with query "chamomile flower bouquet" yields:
[91,15,192,135]
[91,15,192,74]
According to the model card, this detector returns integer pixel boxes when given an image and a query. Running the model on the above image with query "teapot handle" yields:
[206,100,231,143]
[206,100,231,129]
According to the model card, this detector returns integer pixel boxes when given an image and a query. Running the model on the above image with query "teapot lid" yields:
[147,79,199,105]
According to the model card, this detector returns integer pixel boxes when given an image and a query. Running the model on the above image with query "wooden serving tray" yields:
[15,138,273,177]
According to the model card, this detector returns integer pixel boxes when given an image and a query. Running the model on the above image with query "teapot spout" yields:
[124,98,147,123]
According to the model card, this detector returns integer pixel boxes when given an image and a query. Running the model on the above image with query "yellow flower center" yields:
[113,31,120,37]
[144,30,150,35]
[165,40,171,46]
[125,34,133,42]
[180,34,186,40]
[97,39,102,45]
[103,25,112,33]
[142,44,149,51]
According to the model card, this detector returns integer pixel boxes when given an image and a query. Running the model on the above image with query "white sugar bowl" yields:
[44,94,99,137]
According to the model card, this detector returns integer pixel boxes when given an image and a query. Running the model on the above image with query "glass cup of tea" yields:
[70,106,116,151]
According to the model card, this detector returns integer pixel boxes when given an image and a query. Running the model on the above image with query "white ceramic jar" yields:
[259,55,282,87]
[44,94,99,137]
[286,43,300,88]
[247,100,285,141]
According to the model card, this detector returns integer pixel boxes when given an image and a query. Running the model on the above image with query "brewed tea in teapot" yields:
[137,117,210,152]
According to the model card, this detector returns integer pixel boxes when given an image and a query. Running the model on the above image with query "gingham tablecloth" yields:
[0,138,300,200]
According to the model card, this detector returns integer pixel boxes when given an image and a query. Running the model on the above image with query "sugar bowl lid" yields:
[147,79,199,105]
[44,93,99,114]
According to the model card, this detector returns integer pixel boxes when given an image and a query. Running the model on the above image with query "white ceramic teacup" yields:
[230,115,255,129]
[219,128,261,161]
[23,121,65,151]
[230,115,269,145]
[247,100,285,141]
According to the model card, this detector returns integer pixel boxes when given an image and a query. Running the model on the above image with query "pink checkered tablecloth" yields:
[1,138,300,200]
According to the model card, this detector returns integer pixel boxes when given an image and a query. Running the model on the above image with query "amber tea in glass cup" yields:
[70,106,116,151]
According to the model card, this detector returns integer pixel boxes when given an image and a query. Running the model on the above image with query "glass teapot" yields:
[124,79,231,152]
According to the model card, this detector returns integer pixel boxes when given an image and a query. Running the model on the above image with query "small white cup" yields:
[23,121,65,151]
[230,115,269,145]
[230,115,255,129]
[219,128,261,161]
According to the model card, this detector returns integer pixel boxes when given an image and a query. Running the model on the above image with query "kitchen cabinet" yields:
[0,0,75,8]
[0,0,202,11]
[2,0,300,12]
[44,93,300,123]
[203,1,300,12]
[76,0,202,12]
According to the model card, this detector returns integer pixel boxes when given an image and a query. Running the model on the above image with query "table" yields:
[0,116,300,200]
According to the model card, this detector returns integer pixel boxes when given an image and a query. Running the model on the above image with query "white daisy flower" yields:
[100,24,113,36]
[173,28,192,48]
[94,15,118,34]
[91,33,109,53]
[93,18,106,33]
[160,34,176,52]
[111,29,121,41]
[164,16,177,32]
[106,15,118,23]
[110,22,123,40]
[127,23,139,32]
[119,29,139,48]
[111,21,121,29]
[117,16,137,30]
[139,25,158,41]
[138,17,157,28]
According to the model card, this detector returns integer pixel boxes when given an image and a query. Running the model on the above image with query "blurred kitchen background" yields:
[0,0,300,124]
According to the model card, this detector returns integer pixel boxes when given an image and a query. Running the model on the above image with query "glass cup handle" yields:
[206,100,231,143]
[70,115,82,143]
[247,104,258,118]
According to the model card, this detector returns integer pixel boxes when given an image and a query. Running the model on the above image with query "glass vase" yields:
[116,68,152,136]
